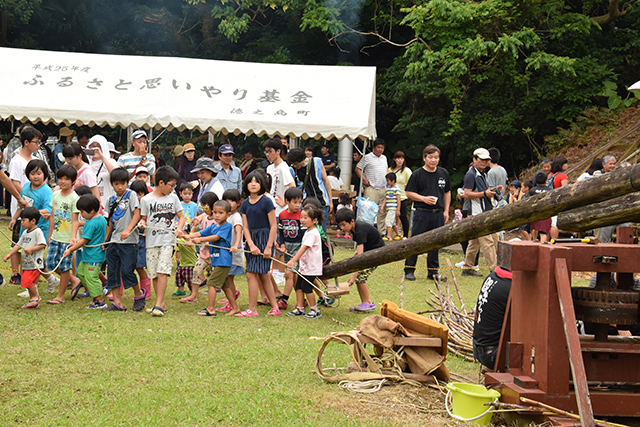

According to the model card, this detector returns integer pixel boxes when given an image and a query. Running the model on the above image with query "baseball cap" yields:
[183,143,196,152]
[219,144,234,154]
[204,142,215,151]
[473,148,491,160]
[135,166,149,175]
[509,180,521,187]
[132,129,148,140]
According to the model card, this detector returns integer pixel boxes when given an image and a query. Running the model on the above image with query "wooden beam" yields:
[558,192,640,231]
[322,165,640,279]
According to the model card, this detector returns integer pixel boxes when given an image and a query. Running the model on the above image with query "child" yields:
[134,166,153,191]
[103,167,146,312]
[528,172,552,242]
[186,192,219,303]
[46,165,81,305]
[217,189,244,312]
[173,183,198,297]
[237,170,280,317]
[9,159,59,294]
[380,172,402,241]
[335,192,353,239]
[182,200,239,316]
[4,207,47,309]
[139,166,185,317]
[130,180,152,299]
[63,194,108,309]
[336,208,384,312]
[286,205,324,319]
[276,187,304,310]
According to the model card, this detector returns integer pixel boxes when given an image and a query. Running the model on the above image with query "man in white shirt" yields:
[356,138,389,235]
[264,137,295,217]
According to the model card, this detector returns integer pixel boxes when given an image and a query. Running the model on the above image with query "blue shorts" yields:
[136,236,146,268]
[45,239,73,273]
[229,264,244,276]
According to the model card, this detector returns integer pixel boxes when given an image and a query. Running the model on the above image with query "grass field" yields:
[0,215,502,426]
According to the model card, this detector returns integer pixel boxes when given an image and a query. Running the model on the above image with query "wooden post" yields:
[322,165,640,279]
[557,192,640,231]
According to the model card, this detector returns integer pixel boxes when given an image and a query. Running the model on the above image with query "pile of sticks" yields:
[419,259,475,362]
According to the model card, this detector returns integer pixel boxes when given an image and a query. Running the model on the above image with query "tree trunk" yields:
[591,0,631,26]
[321,166,640,279]
[557,192,640,232]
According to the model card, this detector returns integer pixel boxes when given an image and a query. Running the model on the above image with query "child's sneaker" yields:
[304,309,322,319]
[104,303,127,312]
[17,289,30,298]
[267,307,282,316]
[287,307,305,317]
[150,306,167,317]
[172,289,186,297]
[88,300,107,309]
[318,296,336,307]
[45,276,60,293]
[10,273,21,285]
[277,296,288,310]
[349,302,376,312]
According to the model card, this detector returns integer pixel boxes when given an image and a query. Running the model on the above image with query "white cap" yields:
[473,148,491,160]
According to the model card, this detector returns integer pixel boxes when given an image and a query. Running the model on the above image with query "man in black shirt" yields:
[403,145,451,282]
[472,266,512,369]
[320,144,337,171]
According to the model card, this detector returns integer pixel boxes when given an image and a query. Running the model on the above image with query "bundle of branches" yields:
[419,259,475,362]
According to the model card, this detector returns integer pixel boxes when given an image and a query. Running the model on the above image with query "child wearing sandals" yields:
[63,194,108,309]
[184,191,219,303]
[237,170,280,317]
[181,200,239,316]
[130,180,152,299]
[275,187,304,310]
[216,189,244,313]
[4,207,47,309]
[286,204,323,319]
[138,166,185,317]
[47,165,81,305]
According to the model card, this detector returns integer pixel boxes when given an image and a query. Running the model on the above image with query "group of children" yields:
[6,157,382,318]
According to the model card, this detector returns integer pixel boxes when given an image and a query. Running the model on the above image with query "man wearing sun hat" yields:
[117,129,156,183]
[461,148,502,277]
[214,144,242,193]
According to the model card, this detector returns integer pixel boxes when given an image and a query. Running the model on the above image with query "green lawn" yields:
[0,216,488,426]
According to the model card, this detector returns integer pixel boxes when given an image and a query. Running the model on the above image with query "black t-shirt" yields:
[321,154,337,167]
[405,166,451,210]
[353,220,385,252]
[472,270,511,348]
[527,185,550,197]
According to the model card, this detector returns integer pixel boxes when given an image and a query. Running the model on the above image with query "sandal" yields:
[257,300,269,306]
[46,298,65,305]
[267,307,282,316]
[235,309,259,317]
[180,296,198,303]
[70,285,83,301]
[197,308,217,317]
[21,298,41,309]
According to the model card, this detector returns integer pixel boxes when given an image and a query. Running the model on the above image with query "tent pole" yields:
[337,138,353,192]
[127,126,133,152]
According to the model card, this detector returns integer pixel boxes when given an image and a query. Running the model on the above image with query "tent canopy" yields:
[0,47,376,141]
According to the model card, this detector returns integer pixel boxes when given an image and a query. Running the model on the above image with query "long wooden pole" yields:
[322,165,640,279]
[557,192,640,231]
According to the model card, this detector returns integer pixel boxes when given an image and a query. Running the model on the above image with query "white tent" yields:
[0,47,376,141]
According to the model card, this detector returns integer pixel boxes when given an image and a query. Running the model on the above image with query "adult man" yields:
[287,147,333,232]
[462,148,501,277]
[472,266,512,369]
[320,143,337,171]
[487,148,508,209]
[355,138,389,235]
[214,144,242,193]
[539,157,552,179]
[117,129,156,183]
[203,142,217,163]
[595,155,623,242]
[403,145,451,282]
[264,137,295,216]
[351,150,363,191]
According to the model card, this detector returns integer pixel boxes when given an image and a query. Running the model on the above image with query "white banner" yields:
[0,47,376,140]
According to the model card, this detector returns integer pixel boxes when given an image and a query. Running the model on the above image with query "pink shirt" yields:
[299,227,322,276]
[198,215,217,259]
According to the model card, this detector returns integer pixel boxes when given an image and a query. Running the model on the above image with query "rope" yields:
[0,228,62,275]
[339,379,388,393]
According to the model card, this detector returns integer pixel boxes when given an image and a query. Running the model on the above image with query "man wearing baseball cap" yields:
[214,144,242,193]
[117,129,156,183]
[461,148,502,277]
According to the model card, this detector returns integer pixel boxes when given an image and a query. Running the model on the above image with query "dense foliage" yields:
[1,0,639,177]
